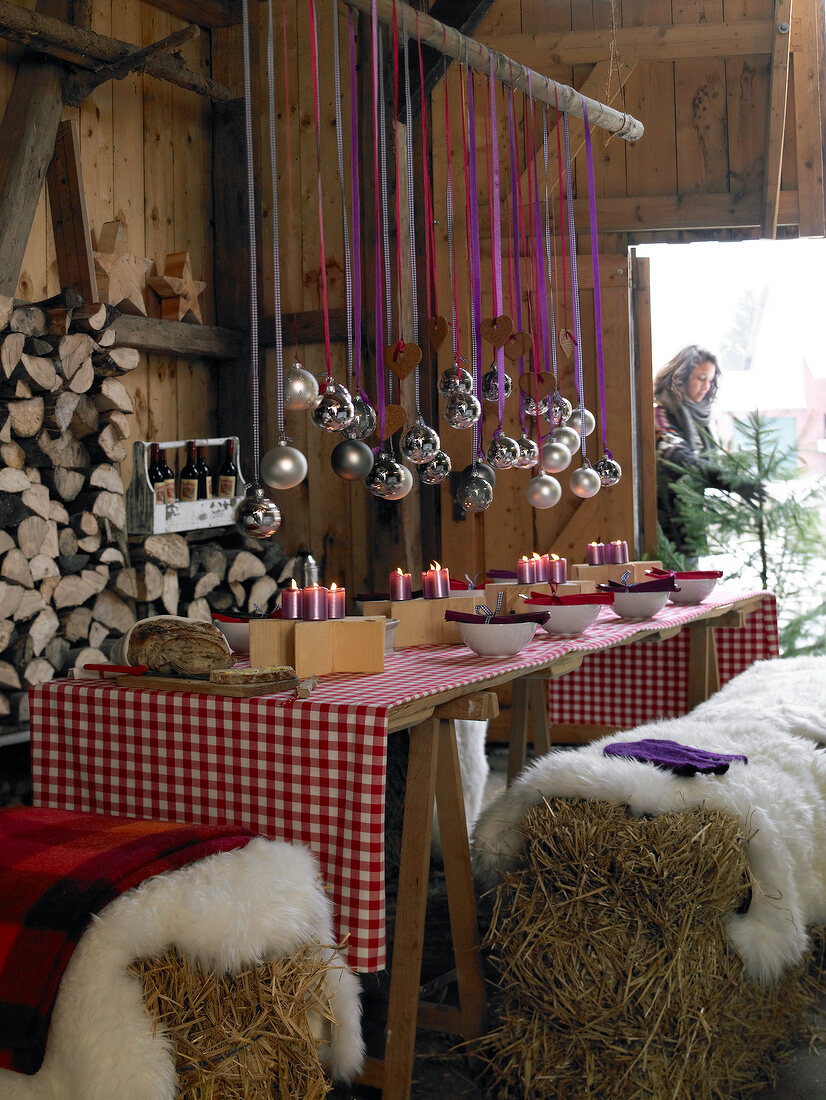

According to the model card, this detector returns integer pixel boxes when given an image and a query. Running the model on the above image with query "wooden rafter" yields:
[761,0,793,238]
[142,0,241,30]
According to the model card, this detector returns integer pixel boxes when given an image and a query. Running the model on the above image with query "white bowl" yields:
[457,619,539,657]
[212,617,250,653]
[540,602,603,636]
[608,589,671,621]
[668,576,718,604]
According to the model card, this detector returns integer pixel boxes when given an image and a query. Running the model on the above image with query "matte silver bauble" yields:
[456,473,494,513]
[514,434,540,469]
[331,437,374,481]
[420,450,451,484]
[568,407,596,437]
[310,379,355,432]
[552,425,581,453]
[541,440,572,474]
[283,362,319,410]
[443,392,482,429]
[481,366,513,402]
[526,473,562,509]
[594,452,623,487]
[349,394,377,439]
[384,463,414,501]
[523,392,550,417]
[261,437,308,490]
[437,362,473,399]
[400,416,441,464]
[462,462,496,487]
[234,482,281,539]
[552,392,573,425]
[486,433,520,470]
[569,463,602,499]
[365,452,405,499]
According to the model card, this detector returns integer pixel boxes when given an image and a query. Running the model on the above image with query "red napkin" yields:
[524,591,614,606]
[598,575,679,593]
[646,567,723,580]
[444,610,549,625]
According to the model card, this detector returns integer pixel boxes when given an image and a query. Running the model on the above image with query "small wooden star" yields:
[93,219,153,316]
[148,251,207,324]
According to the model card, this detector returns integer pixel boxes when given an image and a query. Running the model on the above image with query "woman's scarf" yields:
[656,388,714,458]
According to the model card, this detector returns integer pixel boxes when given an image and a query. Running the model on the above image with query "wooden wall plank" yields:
[790,0,826,234]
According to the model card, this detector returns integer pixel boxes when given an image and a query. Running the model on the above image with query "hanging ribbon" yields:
[348,10,364,400]
[377,26,395,416]
[239,0,260,484]
[443,31,461,366]
[280,1,300,360]
[265,0,285,437]
[401,7,421,413]
[370,0,386,440]
[583,102,610,458]
[488,49,506,433]
[464,65,484,458]
[555,87,571,349]
[504,85,526,437]
[527,80,552,408]
[417,12,438,323]
[562,108,588,460]
[307,0,332,383]
[391,5,405,347]
[332,0,354,391]
[541,103,561,396]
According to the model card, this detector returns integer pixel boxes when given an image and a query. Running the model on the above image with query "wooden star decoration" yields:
[93,219,153,316]
[148,251,207,324]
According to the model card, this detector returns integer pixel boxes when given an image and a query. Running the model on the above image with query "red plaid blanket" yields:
[0,806,256,1075]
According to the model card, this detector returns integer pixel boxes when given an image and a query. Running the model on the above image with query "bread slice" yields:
[209,665,296,684]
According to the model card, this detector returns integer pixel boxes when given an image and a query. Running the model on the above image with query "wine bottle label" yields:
[180,478,198,502]
[202,482,213,500]
[154,483,166,506]
[218,475,236,498]
[165,479,176,504]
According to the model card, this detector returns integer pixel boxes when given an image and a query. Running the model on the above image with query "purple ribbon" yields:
[507,86,527,432]
[528,80,552,384]
[466,67,484,428]
[348,12,363,400]
[489,51,506,429]
[370,0,385,440]
[582,103,608,456]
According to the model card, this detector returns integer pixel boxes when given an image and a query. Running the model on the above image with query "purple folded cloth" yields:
[603,738,748,776]
[598,575,679,593]
[444,610,549,625]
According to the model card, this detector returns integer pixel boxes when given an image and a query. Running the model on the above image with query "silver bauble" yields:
[384,463,414,501]
[310,379,355,432]
[261,437,308,490]
[541,439,572,474]
[331,437,374,481]
[569,463,602,499]
[456,473,494,513]
[526,473,562,509]
[486,433,520,470]
[283,362,319,410]
[348,394,377,439]
[552,425,581,453]
[568,407,596,437]
[365,452,405,499]
[514,434,540,469]
[420,450,451,484]
[234,482,281,539]
[481,365,513,403]
[443,391,482,429]
[523,392,550,417]
[594,452,623,487]
[400,416,441,464]
[437,362,473,399]
[552,392,573,425]
[462,462,496,487]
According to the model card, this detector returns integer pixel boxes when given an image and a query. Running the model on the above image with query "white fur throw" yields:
[472,656,826,984]
[0,838,364,1100]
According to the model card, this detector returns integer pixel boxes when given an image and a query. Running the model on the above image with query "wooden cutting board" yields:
[116,674,299,698]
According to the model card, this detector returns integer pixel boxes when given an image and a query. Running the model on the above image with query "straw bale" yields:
[473,797,826,1099]
[131,945,339,1099]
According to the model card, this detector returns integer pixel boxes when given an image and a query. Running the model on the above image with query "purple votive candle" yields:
[516,556,537,584]
[422,563,450,598]
[586,541,605,566]
[535,554,551,583]
[327,583,345,619]
[610,539,629,564]
[389,568,413,601]
[302,584,329,620]
[548,554,567,584]
[281,582,303,619]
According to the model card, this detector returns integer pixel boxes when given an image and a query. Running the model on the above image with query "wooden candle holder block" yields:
[249,616,385,677]
[361,596,484,648]
[484,580,596,615]
[570,560,663,585]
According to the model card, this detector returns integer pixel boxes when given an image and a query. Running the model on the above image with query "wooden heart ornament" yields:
[558,328,576,359]
[385,341,422,380]
[380,404,407,440]
[426,315,449,350]
[503,331,533,361]
[518,371,556,399]
[479,315,514,349]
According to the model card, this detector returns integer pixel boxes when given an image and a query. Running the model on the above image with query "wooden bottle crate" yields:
[249,616,386,678]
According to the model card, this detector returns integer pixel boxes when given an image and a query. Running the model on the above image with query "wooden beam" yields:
[141,0,242,30]
[791,0,826,235]
[46,118,97,302]
[67,23,200,101]
[111,314,244,359]
[761,0,793,238]
[273,307,348,346]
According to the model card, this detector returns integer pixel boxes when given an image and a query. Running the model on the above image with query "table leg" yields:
[507,676,530,783]
[687,621,721,709]
[528,676,552,756]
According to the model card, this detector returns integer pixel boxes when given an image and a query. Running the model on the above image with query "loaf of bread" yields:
[209,665,296,684]
[110,616,234,676]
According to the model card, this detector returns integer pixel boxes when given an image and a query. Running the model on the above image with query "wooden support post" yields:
[687,620,721,710]
[761,0,793,238]
[46,118,98,303]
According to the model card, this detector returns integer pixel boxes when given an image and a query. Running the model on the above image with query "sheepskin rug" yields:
[431,719,490,859]
[472,655,826,984]
[0,837,364,1100]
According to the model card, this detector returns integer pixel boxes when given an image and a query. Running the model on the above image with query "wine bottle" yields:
[196,444,213,500]
[148,443,166,506]
[217,438,238,498]
[160,448,176,504]
[180,440,199,502]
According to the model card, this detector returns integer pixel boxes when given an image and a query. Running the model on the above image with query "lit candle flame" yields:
[550,553,559,561]
[396,567,404,575]
[330,582,337,591]
[430,561,441,570]
[290,579,298,589]
[532,552,541,561]
[520,555,529,563]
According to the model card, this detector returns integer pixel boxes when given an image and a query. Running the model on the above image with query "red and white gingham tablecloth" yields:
[29,587,777,973]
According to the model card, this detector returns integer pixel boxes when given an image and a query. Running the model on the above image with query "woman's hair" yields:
[653,345,720,405]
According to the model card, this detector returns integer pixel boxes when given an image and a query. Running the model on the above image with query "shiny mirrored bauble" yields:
[437,362,473,399]
[568,407,596,437]
[569,463,602,499]
[365,452,406,499]
[400,416,441,464]
[260,438,308,490]
[331,437,374,481]
[523,392,550,417]
[552,392,573,425]
[283,363,319,410]
[310,379,355,432]
[541,440,572,474]
[552,425,581,454]
[420,450,452,485]
[526,473,562,509]
[462,462,496,488]
[234,483,281,539]
[594,452,623,487]
[384,463,414,501]
[456,473,494,513]
[514,434,540,469]
[486,433,520,470]
[481,366,513,403]
[348,394,377,439]
[443,392,482,429]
